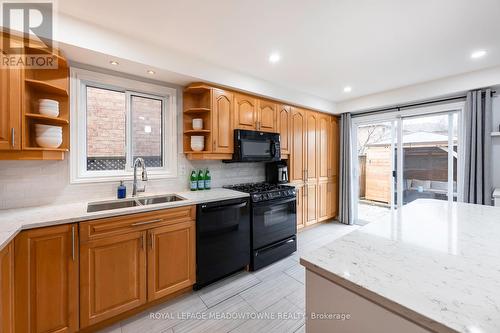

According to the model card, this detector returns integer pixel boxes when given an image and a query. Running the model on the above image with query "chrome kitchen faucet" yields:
[132,157,148,196]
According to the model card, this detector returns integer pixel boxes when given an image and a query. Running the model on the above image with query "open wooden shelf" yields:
[184,84,212,94]
[184,130,210,135]
[25,113,69,124]
[24,46,69,68]
[25,79,68,96]
[23,147,69,152]
[184,108,211,113]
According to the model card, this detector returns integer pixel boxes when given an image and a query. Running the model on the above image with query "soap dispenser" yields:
[117,181,127,199]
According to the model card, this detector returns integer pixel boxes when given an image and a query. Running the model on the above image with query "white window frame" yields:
[70,67,177,184]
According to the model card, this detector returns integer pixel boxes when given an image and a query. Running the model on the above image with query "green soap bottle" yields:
[197,169,205,190]
[190,170,198,191]
[204,168,211,190]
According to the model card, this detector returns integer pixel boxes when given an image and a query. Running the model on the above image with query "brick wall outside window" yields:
[86,87,162,159]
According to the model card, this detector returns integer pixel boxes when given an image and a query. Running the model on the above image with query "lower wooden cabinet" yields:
[14,224,79,333]
[318,181,338,222]
[305,182,318,226]
[1,242,14,333]
[147,221,195,301]
[296,185,305,229]
[79,231,147,328]
[79,206,196,329]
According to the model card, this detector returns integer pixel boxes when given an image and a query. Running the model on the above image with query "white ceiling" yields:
[58,0,500,103]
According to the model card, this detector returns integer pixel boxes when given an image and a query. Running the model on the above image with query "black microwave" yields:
[225,130,281,162]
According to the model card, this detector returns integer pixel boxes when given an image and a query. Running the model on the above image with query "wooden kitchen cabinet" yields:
[0,242,14,333]
[234,93,258,130]
[305,182,318,225]
[278,104,292,156]
[0,67,22,151]
[296,184,305,229]
[306,111,319,182]
[290,107,306,183]
[79,231,147,328]
[319,114,331,180]
[256,99,277,132]
[212,89,234,154]
[234,94,277,132]
[79,206,196,328]
[318,180,337,221]
[147,221,195,301]
[14,224,79,333]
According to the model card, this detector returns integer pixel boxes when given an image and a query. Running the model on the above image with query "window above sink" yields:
[70,68,178,184]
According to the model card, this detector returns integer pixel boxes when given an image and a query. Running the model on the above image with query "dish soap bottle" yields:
[117,181,126,199]
[197,169,205,190]
[204,168,211,190]
[190,170,198,191]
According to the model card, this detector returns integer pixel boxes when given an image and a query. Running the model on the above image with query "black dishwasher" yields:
[194,197,250,290]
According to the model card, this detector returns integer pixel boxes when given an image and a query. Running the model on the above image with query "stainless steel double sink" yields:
[87,194,186,213]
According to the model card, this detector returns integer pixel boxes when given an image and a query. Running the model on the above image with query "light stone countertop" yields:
[0,188,248,251]
[301,199,500,333]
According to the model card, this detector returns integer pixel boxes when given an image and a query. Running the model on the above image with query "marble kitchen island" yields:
[301,199,500,333]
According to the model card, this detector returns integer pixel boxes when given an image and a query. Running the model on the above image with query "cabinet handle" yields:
[149,232,154,249]
[131,218,163,226]
[140,234,144,250]
[71,225,76,261]
[11,128,15,148]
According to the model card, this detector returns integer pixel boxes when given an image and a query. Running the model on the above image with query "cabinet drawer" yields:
[80,205,196,243]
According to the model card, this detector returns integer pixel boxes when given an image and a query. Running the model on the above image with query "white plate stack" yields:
[190,136,204,151]
[35,124,63,148]
[38,99,60,117]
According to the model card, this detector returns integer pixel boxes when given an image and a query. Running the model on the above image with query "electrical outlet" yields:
[179,164,186,176]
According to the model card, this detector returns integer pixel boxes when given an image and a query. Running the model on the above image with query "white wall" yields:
[336,66,500,113]
[492,96,500,189]
[0,70,265,210]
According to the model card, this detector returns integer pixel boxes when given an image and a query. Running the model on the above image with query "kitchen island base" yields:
[305,270,432,333]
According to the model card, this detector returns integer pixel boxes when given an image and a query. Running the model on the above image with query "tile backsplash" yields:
[0,156,265,210]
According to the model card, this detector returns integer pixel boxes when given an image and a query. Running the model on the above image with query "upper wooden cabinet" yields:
[234,93,258,130]
[319,114,338,180]
[14,224,79,333]
[0,242,14,333]
[290,107,306,183]
[0,67,22,151]
[212,89,233,154]
[278,105,292,156]
[233,94,277,133]
[306,111,320,182]
[257,99,277,132]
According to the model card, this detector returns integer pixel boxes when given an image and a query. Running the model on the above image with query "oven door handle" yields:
[253,196,296,207]
[201,201,247,212]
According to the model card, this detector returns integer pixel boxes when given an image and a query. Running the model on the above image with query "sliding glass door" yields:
[352,102,463,225]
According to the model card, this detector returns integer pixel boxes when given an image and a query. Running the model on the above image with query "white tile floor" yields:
[97,221,358,333]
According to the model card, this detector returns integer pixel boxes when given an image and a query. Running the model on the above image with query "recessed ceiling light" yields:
[147,70,155,75]
[109,60,119,66]
[343,86,352,93]
[470,50,487,59]
[268,52,281,64]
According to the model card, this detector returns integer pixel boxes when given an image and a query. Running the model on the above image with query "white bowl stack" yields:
[35,124,63,148]
[190,136,204,152]
[38,99,60,117]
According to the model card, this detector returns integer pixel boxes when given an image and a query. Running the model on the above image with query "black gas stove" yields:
[224,182,297,270]
[224,182,296,203]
